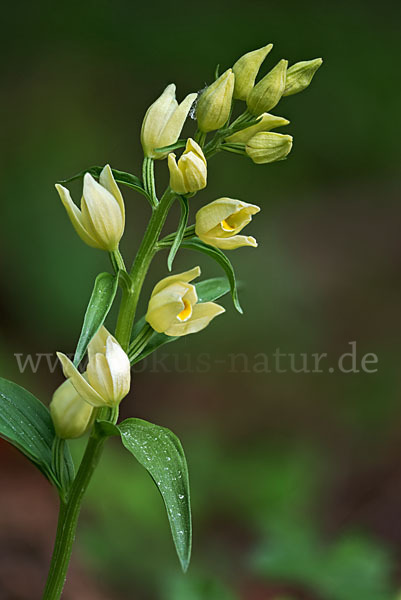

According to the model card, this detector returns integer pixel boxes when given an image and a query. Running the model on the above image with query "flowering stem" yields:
[42,431,106,600]
[44,187,176,598]
[114,187,176,351]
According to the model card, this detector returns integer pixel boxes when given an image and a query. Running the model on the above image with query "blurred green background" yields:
[1,0,401,598]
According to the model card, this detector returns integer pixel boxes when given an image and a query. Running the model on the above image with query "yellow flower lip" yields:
[220,219,236,232]
[177,299,193,322]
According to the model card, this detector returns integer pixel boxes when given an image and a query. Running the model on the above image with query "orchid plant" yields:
[0,44,322,598]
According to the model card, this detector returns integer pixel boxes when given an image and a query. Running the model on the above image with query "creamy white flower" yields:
[168,138,207,195]
[146,267,225,337]
[141,84,197,159]
[57,327,131,408]
[55,165,125,251]
[195,198,260,250]
[50,379,94,439]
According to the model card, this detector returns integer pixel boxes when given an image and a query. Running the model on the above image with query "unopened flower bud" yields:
[247,59,288,116]
[196,69,235,133]
[226,112,289,144]
[55,165,125,252]
[50,379,94,439]
[246,132,293,164]
[232,44,273,101]
[141,84,197,159]
[283,58,323,96]
[168,138,207,195]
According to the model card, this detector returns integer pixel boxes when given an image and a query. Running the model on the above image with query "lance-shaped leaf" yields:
[118,418,192,572]
[129,277,231,364]
[0,377,74,491]
[73,272,118,367]
[167,196,189,271]
[180,238,243,313]
[59,166,151,203]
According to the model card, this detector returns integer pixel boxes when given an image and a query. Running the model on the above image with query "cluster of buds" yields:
[52,42,321,440]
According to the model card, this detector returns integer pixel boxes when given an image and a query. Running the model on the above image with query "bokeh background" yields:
[1,0,401,598]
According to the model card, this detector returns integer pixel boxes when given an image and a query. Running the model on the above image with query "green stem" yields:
[128,323,154,363]
[194,129,207,147]
[114,187,176,351]
[42,432,106,600]
[142,157,158,208]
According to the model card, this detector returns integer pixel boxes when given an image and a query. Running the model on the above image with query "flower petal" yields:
[57,352,106,407]
[158,92,197,149]
[55,184,100,248]
[151,267,201,298]
[87,325,110,361]
[81,173,124,251]
[99,164,125,220]
[146,282,191,333]
[195,198,260,236]
[199,234,258,250]
[87,352,114,404]
[50,379,94,439]
[165,302,225,337]
[105,337,131,403]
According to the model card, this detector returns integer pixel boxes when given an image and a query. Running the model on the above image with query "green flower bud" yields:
[196,69,235,133]
[247,59,288,116]
[246,132,293,164]
[226,112,289,144]
[283,58,323,96]
[232,43,273,101]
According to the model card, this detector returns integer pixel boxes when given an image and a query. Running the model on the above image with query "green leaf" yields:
[59,166,151,202]
[154,139,187,154]
[180,238,243,313]
[0,377,74,490]
[129,277,231,364]
[195,276,231,302]
[74,272,118,367]
[167,196,189,271]
[118,418,192,572]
